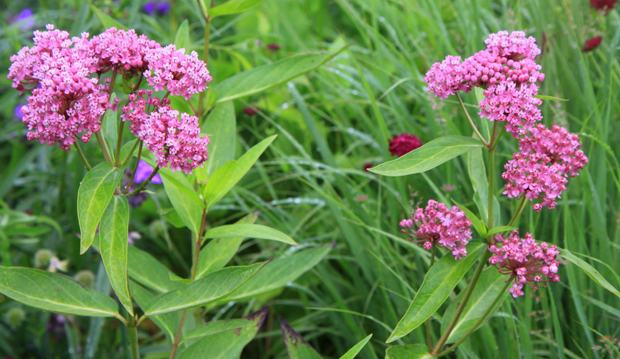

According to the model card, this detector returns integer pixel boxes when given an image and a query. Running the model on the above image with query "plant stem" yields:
[126,167,159,197]
[128,316,140,359]
[435,279,512,357]
[95,131,114,164]
[431,250,492,355]
[456,93,489,148]
[168,208,207,359]
[74,141,92,171]
[426,245,437,348]
[486,122,499,243]
[507,196,528,228]
[115,120,125,167]
[122,140,142,167]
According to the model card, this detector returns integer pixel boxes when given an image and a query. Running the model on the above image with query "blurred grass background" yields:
[1,0,619,358]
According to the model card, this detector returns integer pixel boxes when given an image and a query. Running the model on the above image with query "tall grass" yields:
[0,0,619,358]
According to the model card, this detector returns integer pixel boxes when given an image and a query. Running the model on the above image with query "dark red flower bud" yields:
[582,36,603,52]
[267,43,281,51]
[363,162,373,171]
[243,107,259,115]
[388,133,423,157]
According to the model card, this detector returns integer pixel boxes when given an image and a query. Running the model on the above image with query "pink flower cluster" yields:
[424,31,545,137]
[121,90,209,174]
[399,200,472,260]
[503,124,588,211]
[489,231,560,298]
[8,25,211,157]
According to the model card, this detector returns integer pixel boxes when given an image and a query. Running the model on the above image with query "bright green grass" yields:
[0,0,619,358]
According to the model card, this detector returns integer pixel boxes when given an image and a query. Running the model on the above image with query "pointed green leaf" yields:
[202,101,237,177]
[101,107,118,160]
[99,195,132,315]
[385,345,435,359]
[206,135,277,208]
[130,281,177,342]
[196,212,259,279]
[467,147,489,221]
[174,20,190,50]
[452,199,486,238]
[77,162,123,254]
[144,262,267,316]
[87,1,128,30]
[203,223,297,245]
[441,267,509,344]
[0,267,119,318]
[387,244,485,343]
[369,136,483,177]
[485,226,518,238]
[339,334,373,359]
[281,318,323,359]
[203,161,237,206]
[219,244,332,302]
[560,248,620,298]
[177,307,268,359]
[213,46,350,103]
[182,318,256,343]
[128,246,184,293]
[209,0,265,18]
[534,94,568,101]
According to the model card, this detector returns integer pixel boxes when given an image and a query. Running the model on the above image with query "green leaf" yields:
[203,161,237,206]
[387,244,485,343]
[369,136,483,177]
[281,318,323,359]
[218,244,332,302]
[441,267,508,344]
[144,262,267,316]
[203,223,297,245]
[101,107,118,160]
[128,246,184,293]
[485,226,518,238]
[202,101,237,178]
[160,208,186,228]
[385,345,435,359]
[99,195,132,315]
[452,199,487,238]
[209,0,265,18]
[130,281,177,342]
[120,140,138,164]
[206,135,277,209]
[177,307,268,359]
[213,46,349,103]
[174,20,190,50]
[86,1,128,30]
[77,162,122,254]
[0,267,119,318]
[467,147,489,221]
[182,318,256,343]
[196,212,259,279]
[534,94,569,101]
[339,334,373,359]
[560,248,620,298]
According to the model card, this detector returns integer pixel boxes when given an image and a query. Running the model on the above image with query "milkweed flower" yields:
[388,133,423,157]
[502,124,587,211]
[489,231,560,298]
[399,200,472,260]
[582,36,603,52]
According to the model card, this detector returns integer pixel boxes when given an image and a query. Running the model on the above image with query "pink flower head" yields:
[485,31,541,60]
[144,45,212,99]
[502,124,587,211]
[489,231,560,298]
[400,200,473,260]
[389,133,423,157]
[89,27,161,75]
[424,55,471,99]
[122,90,209,174]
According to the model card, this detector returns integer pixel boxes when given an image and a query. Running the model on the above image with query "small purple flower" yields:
[14,105,25,120]
[156,2,171,15]
[143,1,158,15]
[143,1,170,16]
[135,160,162,184]
[15,8,35,28]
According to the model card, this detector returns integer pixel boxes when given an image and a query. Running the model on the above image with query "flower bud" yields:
[75,270,95,287]
[34,249,54,269]
[5,307,26,328]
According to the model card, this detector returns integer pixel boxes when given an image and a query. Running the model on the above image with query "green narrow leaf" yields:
[534,94,569,101]
[485,226,518,238]
[209,0,265,18]
[0,267,119,318]
[213,45,350,103]
[144,262,267,316]
[441,267,508,344]
[452,199,487,238]
[128,246,184,293]
[202,161,237,206]
[196,212,259,279]
[202,101,237,177]
[160,208,186,228]
[120,139,138,164]
[218,244,333,303]
[560,248,620,298]
[86,1,128,30]
[77,162,122,254]
[369,136,484,177]
[467,147,489,221]
[129,281,177,342]
[99,195,132,315]
[387,244,485,343]
[203,223,297,245]
[206,135,277,209]
[182,318,256,343]
[101,107,118,161]
[385,345,435,359]
[338,334,373,359]
[177,307,268,359]
[281,318,323,359]
[174,19,190,50]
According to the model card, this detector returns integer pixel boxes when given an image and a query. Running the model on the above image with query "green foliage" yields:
[203,223,297,245]
[208,0,266,18]
[385,345,435,359]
